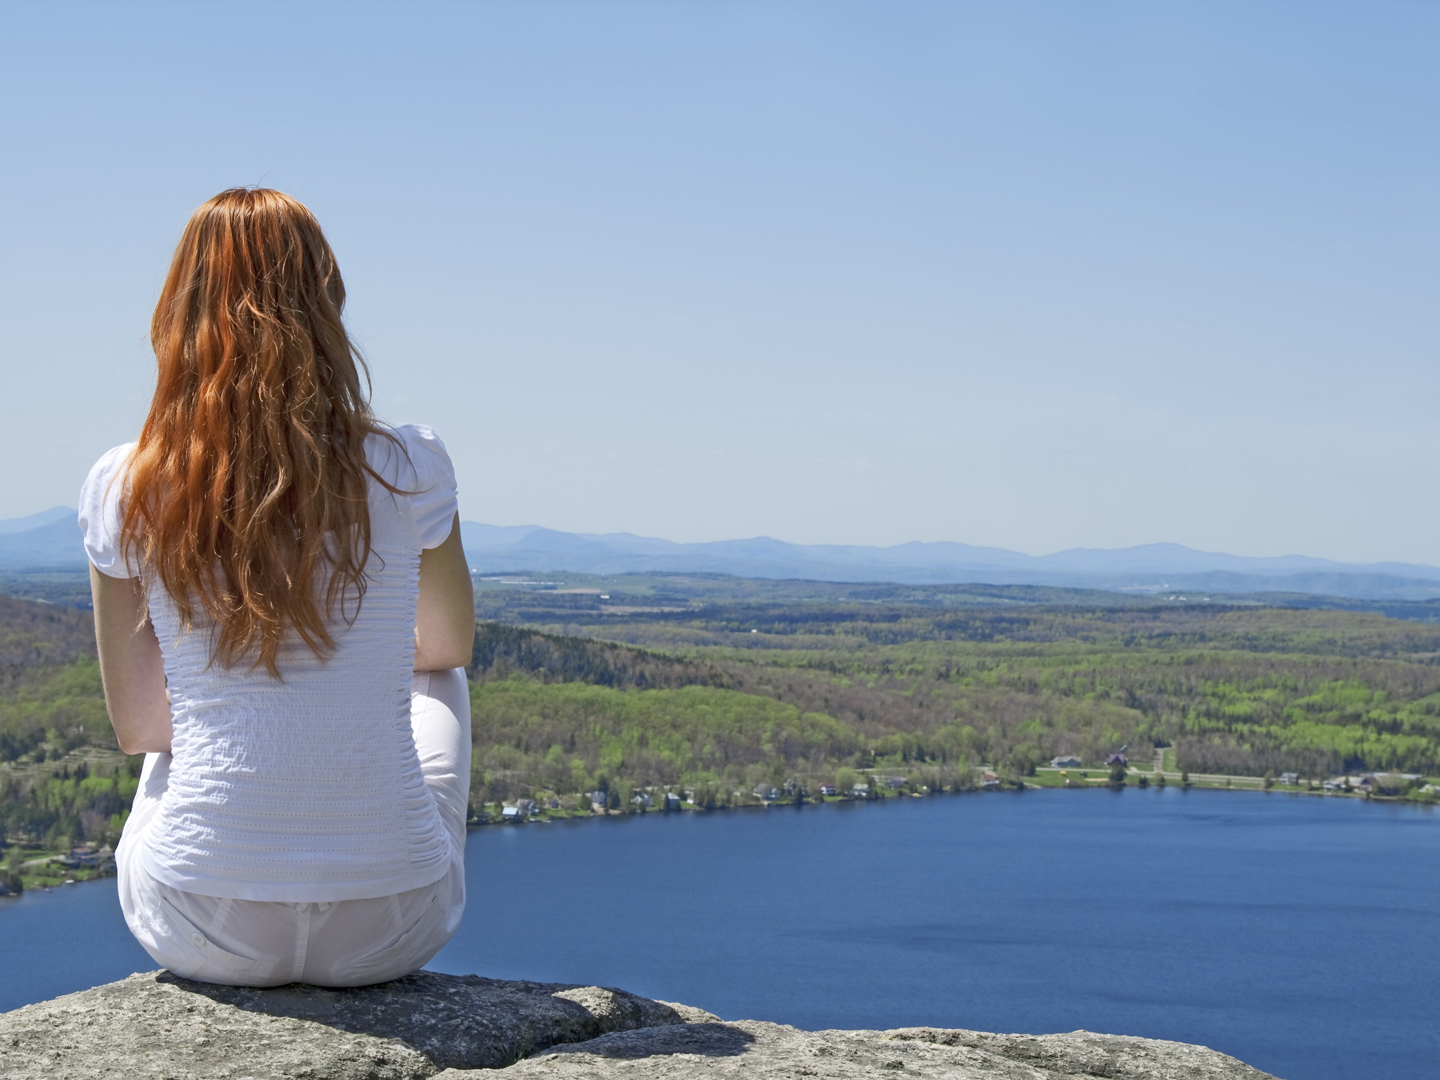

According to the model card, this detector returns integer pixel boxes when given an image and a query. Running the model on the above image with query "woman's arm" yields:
[414,513,475,671]
[89,565,173,754]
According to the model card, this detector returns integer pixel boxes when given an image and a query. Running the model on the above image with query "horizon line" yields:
[6,507,1437,571]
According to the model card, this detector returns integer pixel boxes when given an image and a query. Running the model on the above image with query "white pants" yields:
[117,667,471,988]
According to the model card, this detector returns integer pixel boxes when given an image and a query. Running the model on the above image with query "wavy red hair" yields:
[122,188,397,676]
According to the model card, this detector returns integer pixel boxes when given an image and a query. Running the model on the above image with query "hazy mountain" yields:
[6,510,1440,601]
[458,524,1440,600]
[0,515,86,570]
[0,506,73,535]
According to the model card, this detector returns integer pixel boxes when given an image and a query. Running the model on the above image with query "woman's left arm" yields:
[90,565,173,754]
[414,514,476,671]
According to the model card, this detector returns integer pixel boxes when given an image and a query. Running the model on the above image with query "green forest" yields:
[4,576,1440,869]
[462,591,1440,808]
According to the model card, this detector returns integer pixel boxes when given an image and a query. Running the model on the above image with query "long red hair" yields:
[122,188,396,676]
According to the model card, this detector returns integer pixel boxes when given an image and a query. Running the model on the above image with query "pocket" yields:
[158,895,265,979]
[347,894,441,980]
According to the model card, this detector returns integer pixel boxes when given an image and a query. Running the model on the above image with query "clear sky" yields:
[1,1,1436,562]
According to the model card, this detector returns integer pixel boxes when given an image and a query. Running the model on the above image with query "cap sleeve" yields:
[398,425,459,549]
[78,444,139,578]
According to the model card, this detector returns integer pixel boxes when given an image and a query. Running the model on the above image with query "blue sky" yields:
[1,1,1437,562]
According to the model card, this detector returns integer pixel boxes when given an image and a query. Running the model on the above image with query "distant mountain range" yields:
[6,507,1440,602]
[455,523,1440,602]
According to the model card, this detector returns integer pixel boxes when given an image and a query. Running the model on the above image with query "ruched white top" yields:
[80,425,460,903]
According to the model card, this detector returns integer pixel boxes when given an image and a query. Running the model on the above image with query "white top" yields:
[80,424,460,902]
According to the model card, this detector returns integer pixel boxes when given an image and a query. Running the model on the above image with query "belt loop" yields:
[292,903,313,983]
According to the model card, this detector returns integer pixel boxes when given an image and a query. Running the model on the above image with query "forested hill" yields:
[468,623,729,690]
[0,596,124,863]
[461,604,1440,811]
[0,595,96,666]
[5,592,1440,856]
[0,596,106,764]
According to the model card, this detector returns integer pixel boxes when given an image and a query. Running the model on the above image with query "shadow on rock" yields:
[155,969,702,1071]
[540,1023,755,1060]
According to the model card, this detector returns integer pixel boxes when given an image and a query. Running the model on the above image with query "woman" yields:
[79,188,475,987]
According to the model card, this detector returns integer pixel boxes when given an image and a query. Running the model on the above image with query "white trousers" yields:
[117,667,471,988]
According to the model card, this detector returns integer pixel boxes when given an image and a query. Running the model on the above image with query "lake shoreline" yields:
[6,776,1432,900]
[473,766,1440,827]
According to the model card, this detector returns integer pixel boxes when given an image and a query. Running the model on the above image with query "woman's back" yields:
[83,424,459,902]
[89,187,473,987]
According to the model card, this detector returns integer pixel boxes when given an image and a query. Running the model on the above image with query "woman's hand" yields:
[414,513,475,671]
[89,565,173,754]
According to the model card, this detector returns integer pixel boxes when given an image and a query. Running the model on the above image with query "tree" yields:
[1006,743,1041,777]
[4,844,23,879]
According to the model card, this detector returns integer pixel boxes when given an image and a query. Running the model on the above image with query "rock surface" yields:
[0,971,1279,1080]
[0,970,710,1079]
[460,1021,1278,1080]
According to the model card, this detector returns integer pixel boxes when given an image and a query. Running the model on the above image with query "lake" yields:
[4,787,1437,1080]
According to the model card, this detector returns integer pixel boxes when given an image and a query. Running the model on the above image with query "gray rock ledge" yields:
[0,971,1278,1080]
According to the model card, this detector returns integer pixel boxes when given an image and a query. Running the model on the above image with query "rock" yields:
[0,970,706,1079]
[0,971,1280,1080]
[445,1020,1279,1080]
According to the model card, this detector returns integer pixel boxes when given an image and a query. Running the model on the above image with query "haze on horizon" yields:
[1,2,1437,565]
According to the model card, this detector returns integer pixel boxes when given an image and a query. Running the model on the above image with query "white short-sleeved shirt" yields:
[80,425,460,902]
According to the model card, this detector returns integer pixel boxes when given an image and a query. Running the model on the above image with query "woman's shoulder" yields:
[392,423,450,462]
[365,424,453,485]
[79,443,139,578]
[365,426,458,548]
[79,443,138,513]
[83,443,138,488]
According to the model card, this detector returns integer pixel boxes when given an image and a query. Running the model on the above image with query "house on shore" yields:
[58,846,101,870]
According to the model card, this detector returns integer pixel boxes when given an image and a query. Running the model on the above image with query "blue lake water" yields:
[4,787,1438,1080]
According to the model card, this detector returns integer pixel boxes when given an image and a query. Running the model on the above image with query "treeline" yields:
[578,602,1440,658]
